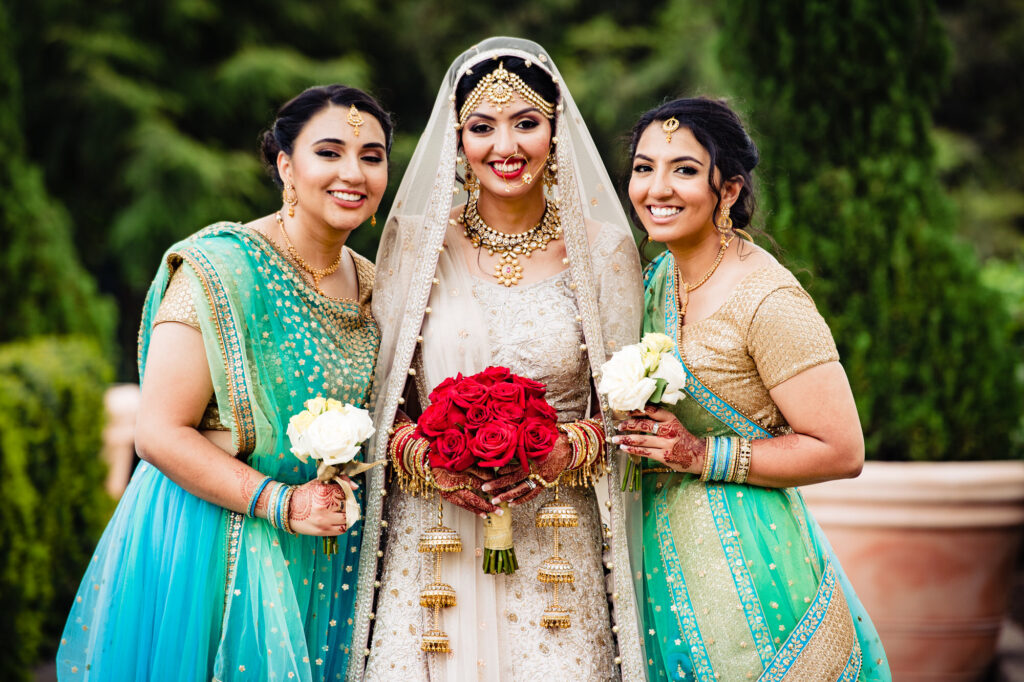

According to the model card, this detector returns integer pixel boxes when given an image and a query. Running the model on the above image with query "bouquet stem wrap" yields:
[482,503,518,574]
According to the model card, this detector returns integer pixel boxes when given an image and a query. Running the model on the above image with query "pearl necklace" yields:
[275,211,343,292]
[460,195,562,287]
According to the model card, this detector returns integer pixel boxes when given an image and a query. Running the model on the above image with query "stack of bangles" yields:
[386,418,607,495]
[699,436,753,484]
[245,475,297,534]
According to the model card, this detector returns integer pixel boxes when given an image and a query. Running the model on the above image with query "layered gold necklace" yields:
[460,194,562,287]
[674,233,735,326]
[275,211,343,293]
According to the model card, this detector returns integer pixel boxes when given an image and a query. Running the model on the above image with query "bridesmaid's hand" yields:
[482,434,573,507]
[612,405,705,475]
[288,480,349,536]
[432,467,499,519]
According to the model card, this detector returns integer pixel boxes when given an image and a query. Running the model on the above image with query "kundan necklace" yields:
[275,211,343,292]
[461,194,562,287]
[675,233,735,320]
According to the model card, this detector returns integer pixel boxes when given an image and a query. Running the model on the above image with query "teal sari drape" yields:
[57,223,380,681]
[639,252,890,682]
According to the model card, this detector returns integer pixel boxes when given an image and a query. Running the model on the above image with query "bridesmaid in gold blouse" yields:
[614,97,891,681]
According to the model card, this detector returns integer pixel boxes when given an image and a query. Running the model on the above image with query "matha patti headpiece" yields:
[347,104,365,137]
[458,61,555,128]
[662,116,680,143]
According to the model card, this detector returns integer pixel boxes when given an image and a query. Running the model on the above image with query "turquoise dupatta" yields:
[58,223,380,681]
[639,252,890,682]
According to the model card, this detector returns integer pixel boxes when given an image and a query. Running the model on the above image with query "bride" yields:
[346,37,647,680]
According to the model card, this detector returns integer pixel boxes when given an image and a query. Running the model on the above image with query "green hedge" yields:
[0,337,114,680]
[718,0,1022,460]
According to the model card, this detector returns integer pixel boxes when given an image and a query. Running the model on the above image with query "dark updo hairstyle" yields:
[454,57,561,136]
[260,84,394,189]
[627,97,760,238]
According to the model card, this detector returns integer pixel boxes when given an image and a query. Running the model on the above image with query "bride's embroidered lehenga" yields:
[347,37,647,682]
[57,223,379,681]
[640,251,891,681]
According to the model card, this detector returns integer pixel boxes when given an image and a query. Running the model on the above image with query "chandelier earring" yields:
[462,160,480,195]
[282,184,298,218]
[716,204,734,241]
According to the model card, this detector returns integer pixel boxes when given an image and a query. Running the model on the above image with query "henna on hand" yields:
[664,434,704,472]
[533,435,572,483]
[290,485,312,522]
[618,418,657,433]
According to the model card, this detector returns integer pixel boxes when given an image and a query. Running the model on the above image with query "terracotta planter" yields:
[801,461,1024,682]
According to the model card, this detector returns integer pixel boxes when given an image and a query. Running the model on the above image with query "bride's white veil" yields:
[350,36,646,680]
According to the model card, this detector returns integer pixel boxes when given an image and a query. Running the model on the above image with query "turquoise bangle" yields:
[246,476,273,518]
[274,484,290,531]
[266,483,284,529]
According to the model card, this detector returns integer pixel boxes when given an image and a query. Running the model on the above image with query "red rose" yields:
[450,378,489,408]
[525,397,558,422]
[513,375,547,399]
[416,396,466,438]
[465,404,490,430]
[488,381,525,406]
[469,421,519,468]
[517,418,560,471]
[488,400,525,424]
[475,366,512,386]
[429,373,463,402]
[429,428,475,472]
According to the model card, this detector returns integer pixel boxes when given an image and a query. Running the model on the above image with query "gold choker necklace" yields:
[460,195,561,287]
[275,211,343,292]
[675,234,734,319]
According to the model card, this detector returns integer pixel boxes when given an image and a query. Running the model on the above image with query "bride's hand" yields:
[482,434,573,507]
[287,480,349,536]
[612,405,705,475]
[431,467,499,519]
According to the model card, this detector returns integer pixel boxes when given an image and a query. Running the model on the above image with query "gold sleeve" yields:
[748,286,839,389]
[153,267,200,330]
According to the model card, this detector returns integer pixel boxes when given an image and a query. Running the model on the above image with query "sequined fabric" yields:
[680,263,839,433]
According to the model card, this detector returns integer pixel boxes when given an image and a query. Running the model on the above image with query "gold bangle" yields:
[700,438,714,482]
[735,438,752,485]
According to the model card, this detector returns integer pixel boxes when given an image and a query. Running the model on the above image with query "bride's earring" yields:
[461,155,480,195]
[418,499,461,653]
[535,483,577,629]
[544,140,559,206]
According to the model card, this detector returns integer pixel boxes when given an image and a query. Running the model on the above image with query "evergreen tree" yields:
[718,0,1021,459]
[0,0,115,346]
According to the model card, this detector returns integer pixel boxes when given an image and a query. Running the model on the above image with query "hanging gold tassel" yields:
[418,499,461,652]
[535,484,578,629]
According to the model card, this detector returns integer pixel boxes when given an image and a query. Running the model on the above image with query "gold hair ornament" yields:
[662,117,680,143]
[458,62,555,127]
[347,105,364,137]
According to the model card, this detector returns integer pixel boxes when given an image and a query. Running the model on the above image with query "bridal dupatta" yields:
[57,223,379,681]
[639,251,891,682]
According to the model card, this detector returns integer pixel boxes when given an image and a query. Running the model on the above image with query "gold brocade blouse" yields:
[680,262,839,434]
[152,246,376,432]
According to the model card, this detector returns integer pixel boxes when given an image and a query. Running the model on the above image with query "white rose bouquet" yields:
[287,397,382,553]
[597,333,688,491]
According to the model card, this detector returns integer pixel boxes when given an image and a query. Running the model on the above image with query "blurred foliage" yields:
[0,337,114,680]
[0,0,115,347]
[718,0,1022,460]
[2,0,1021,435]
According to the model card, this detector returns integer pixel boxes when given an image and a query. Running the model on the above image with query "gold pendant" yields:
[494,251,523,286]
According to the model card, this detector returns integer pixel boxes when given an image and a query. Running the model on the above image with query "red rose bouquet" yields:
[415,366,560,574]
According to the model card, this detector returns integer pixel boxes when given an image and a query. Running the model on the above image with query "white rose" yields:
[651,353,687,405]
[304,406,376,466]
[286,410,316,460]
[304,396,328,416]
[598,345,659,412]
[640,332,675,355]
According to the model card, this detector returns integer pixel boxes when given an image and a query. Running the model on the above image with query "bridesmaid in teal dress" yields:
[57,85,391,681]
[613,98,891,681]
